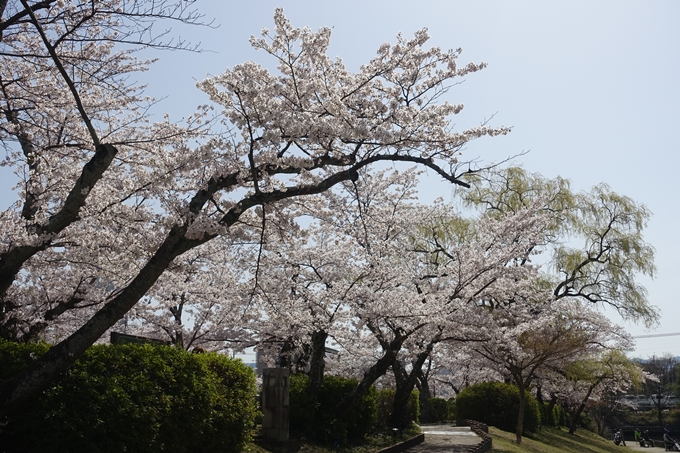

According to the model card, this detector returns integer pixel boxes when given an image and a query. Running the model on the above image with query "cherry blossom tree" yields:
[404,166,658,444]
[250,199,367,402]
[376,200,547,427]
[243,164,549,426]
[0,4,511,416]
[252,168,433,423]
[125,238,259,351]
[467,299,633,443]
[296,166,655,438]
[558,350,645,435]
[429,347,503,396]
[308,173,546,424]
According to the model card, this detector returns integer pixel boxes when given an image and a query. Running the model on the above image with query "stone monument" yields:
[260,368,300,452]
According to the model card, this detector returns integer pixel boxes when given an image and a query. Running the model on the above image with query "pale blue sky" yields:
[3,0,679,357]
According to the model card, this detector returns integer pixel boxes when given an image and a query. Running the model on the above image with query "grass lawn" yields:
[489,426,624,453]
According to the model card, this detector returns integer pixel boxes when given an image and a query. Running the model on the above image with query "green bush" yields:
[0,340,258,453]
[374,388,419,428]
[0,339,50,380]
[447,398,457,421]
[455,382,541,434]
[557,404,567,426]
[541,402,567,427]
[289,373,315,436]
[429,397,449,422]
[543,402,554,426]
[289,374,377,443]
[407,389,420,425]
[375,388,395,429]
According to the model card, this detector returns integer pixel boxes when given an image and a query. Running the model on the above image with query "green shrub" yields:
[407,389,420,425]
[429,397,449,422]
[375,388,396,429]
[447,398,457,420]
[0,340,257,453]
[289,373,315,436]
[543,402,555,426]
[557,404,567,426]
[541,402,567,427]
[455,382,541,434]
[289,374,377,443]
[0,340,50,380]
[373,388,419,428]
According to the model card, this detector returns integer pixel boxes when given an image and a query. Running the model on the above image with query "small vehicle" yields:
[665,427,680,451]
[614,430,624,446]
[665,435,680,451]
[667,441,680,451]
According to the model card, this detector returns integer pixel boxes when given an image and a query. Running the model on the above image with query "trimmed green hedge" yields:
[456,382,541,434]
[289,375,423,445]
[429,397,450,422]
[0,340,257,453]
[374,388,420,428]
[447,398,457,421]
[542,401,566,427]
[289,374,377,443]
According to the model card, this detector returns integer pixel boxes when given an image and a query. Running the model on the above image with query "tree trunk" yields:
[515,380,526,444]
[568,384,595,434]
[546,393,557,427]
[391,361,414,429]
[174,330,184,348]
[306,330,328,399]
[332,339,404,420]
[169,298,185,349]
[593,414,605,436]
[304,330,327,435]
[389,349,433,428]
[534,385,543,429]
[417,373,433,423]
[656,398,664,427]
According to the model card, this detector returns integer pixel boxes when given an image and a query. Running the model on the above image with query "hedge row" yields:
[0,340,258,453]
[542,401,567,427]
[289,374,419,443]
[428,397,455,422]
[289,374,377,442]
[374,388,420,429]
[455,381,541,434]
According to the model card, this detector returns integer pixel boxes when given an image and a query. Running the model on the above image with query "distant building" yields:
[255,345,338,376]
[619,394,678,411]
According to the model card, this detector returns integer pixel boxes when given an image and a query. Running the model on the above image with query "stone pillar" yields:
[262,368,290,441]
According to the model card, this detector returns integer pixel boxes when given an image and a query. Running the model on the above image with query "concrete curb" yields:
[461,420,492,453]
[374,433,425,453]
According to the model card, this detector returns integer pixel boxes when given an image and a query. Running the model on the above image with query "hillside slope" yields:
[489,426,625,453]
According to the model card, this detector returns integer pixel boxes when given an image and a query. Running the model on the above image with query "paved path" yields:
[624,444,650,451]
[624,441,663,451]
[405,424,482,453]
